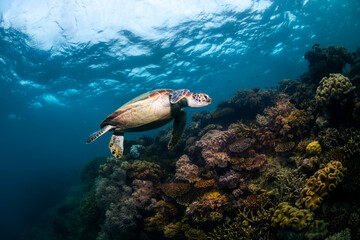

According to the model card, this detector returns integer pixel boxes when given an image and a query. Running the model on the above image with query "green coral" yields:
[271,202,313,230]
[296,161,346,211]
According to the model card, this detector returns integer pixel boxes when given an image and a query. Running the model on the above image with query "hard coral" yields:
[228,137,252,154]
[315,73,354,108]
[306,141,322,156]
[230,154,267,172]
[275,141,295,153]
[175,154,200,183]
[195,129,235,167]
[145,200,177,232]
[272,202,313,230]
[186,191,228,223]
[219,170,239,189]
[194,179,215,188]
[296,161,346,211]
[132,179,154,208]
[161,182,190,198]
[122,160,161,182]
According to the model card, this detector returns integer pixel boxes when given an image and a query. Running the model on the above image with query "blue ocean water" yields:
[0,0,359,239]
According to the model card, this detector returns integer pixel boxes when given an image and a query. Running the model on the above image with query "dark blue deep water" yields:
[1,0,360,239]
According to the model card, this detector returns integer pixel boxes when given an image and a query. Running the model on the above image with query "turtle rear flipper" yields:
[86,125,115,144]
[109,133,124,159]
[168,110,187,149]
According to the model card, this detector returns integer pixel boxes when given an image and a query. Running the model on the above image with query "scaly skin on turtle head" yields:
[184,92,211,108]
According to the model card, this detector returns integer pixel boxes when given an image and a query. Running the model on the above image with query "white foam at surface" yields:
[0,0,273,51]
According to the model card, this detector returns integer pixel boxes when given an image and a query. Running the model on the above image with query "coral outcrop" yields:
[272,202,313,230]
[296,161,346,211]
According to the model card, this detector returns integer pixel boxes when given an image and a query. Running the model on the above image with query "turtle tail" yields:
[86,125,115,144]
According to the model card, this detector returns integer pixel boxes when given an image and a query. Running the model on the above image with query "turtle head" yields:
[184,92,212,108]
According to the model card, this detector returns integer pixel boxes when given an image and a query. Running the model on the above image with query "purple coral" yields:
[219,170,239,189]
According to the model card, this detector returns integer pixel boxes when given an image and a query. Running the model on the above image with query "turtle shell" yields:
[100,89,174,128]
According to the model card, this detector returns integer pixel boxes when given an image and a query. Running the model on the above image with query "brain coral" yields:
[272,202,313,230]
[296,161,346,211]
[315,73,353,107]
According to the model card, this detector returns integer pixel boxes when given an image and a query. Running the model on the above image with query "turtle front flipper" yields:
[168,110,187,149]
[86,125,115,144]
[170,89,190,104]
[109,132,124,159]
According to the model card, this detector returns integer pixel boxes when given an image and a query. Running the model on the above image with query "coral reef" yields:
[194,129,235,167]
[37,44,360,240]
[272,202,313,230]
[175,154,200,183]
[296,161,346,211]
[306,141,322,156]
[304,44,353,83]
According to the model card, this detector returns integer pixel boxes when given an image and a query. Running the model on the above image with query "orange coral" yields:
[194,179,215,188]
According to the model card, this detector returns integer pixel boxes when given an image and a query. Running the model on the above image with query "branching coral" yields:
[175,154,200,183]
[272,202,313,230]
[296,161,346,211]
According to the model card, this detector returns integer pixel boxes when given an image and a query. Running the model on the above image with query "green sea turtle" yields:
[86,89,211,158]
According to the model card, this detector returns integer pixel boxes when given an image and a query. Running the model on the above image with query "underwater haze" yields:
[1,0,360,239]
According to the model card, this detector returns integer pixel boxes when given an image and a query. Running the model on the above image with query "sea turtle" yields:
[86,89,211,158]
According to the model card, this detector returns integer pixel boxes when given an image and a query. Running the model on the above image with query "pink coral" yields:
[195,129,236,167]
[175,155,200,183]
[132,179,154,207]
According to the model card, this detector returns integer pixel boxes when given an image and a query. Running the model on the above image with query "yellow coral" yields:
[201,191,222,204]
[296,161,346,211]
[306,141,322,156]
[272,202,313,230]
